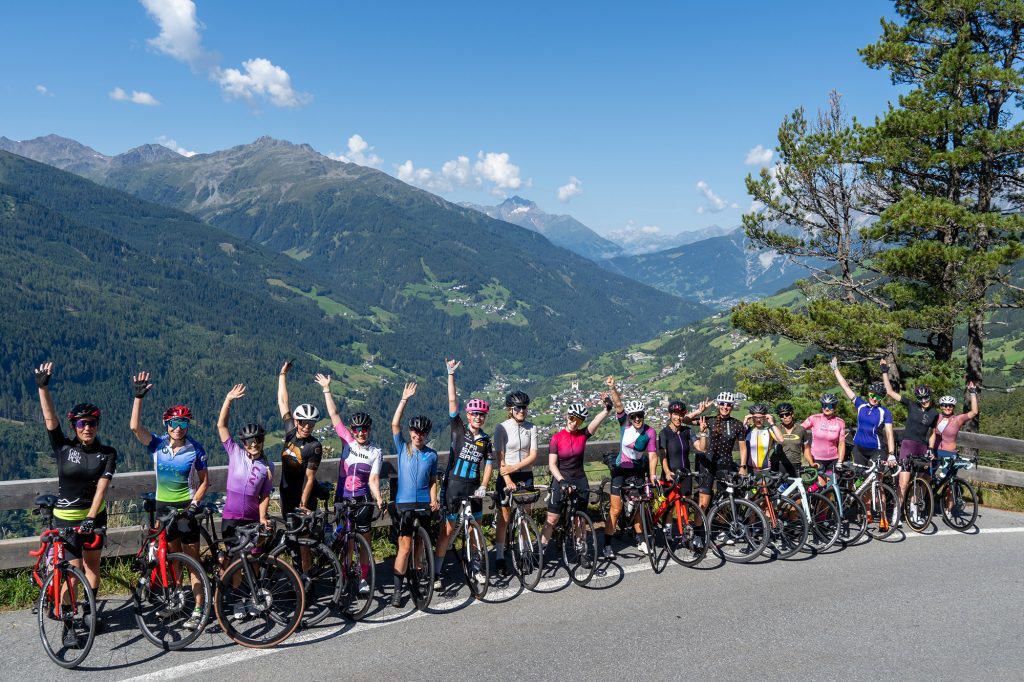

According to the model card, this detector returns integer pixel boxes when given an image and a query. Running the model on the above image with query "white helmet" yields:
[937,395,957,406]
[716,391,737,405]
[623,400,645,416]
[566,403,589,420]
[293,403,321,422]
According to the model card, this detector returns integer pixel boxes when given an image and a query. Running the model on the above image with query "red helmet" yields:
[465,398,489,414]
[67,403,101,421]
[163,405,193,421]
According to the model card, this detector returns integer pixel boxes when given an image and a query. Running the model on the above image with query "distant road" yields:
[3,508,1024,681]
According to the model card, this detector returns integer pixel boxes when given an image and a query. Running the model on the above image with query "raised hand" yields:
[314,373,332,390]
[226,384,247,402]
[280,359,294,375]
[879,358,889,373]
[402,382,418,400]
[445,358,461,375]
[698,416,707,431]
[830,356,839,371]
[604,376,616,389]
[132,371,153,399]
[34,362,53,388]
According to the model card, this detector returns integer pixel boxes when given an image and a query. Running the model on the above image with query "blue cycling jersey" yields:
[393,433,437,504]
[852,397,893,450]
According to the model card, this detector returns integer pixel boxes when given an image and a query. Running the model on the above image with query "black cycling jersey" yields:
[658,425,696,473]
[899,397,938,445]
[48,426,117,520]
[445,415,493,483]
[704,416,746,463]
[279,422,323,512]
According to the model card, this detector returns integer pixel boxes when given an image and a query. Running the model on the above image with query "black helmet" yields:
[408,416,432,434]
[237,423,266,441]
[67,403,101,422]
[776,402,794,416]
[505,391,530,408]
[349,412,372,429]
[868,382,885,396]
[667,399,686,414]
[749,403,769,415]
[914,385,932,401]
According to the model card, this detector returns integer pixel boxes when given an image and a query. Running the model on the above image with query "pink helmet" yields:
[465,398,490,414]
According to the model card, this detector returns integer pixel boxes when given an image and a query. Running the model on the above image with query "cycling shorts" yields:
[547,476,590,514]
[54,510,108,560]
[899,439,929,465]
[495,471,534,508]
[661,473,693,498]
[160,502,200,545]
[610,466,646,496]
[394,503,433,537]
[696,454,735,495]
[852,446,885,467]
[815,458,838,474]
[344,495,377,534]
[443,477,483,522]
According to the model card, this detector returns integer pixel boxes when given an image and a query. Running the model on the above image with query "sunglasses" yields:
[567,415,583,423]
[868,394,884,400]
[352,426,370,433]
[297,419,316,427]
[511,406,527,413]
[74,419,97,430]
[630,413,645,420]
[718,403,734,408]
[467,412,486,419]
[242,437,264,447]
[410,429,430,436]
[166,418,190,430]
[821,404,837,410]
[778,412,793,418]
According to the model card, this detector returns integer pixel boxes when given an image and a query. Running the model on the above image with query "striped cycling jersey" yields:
[446,414,493,482]
[746,427,778,469]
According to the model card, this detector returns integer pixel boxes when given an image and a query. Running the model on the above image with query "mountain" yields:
[0,134,114,177]
[600,226,811,308]
[604,224,733,255]
[461,196,624,262]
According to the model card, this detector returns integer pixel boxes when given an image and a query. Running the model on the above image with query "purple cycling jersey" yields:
[221,438,274,520]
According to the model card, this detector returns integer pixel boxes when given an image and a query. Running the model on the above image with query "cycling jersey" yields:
[852,397,893,450]
[147,433,208,504]
[393,433,437,504]
[615,412,656,469]
[775,425,809,468]
[936,412,972,452]
[801,414,845,461]
[549,428,592,479]
[279,419,323,512]
[899,397,938,445]
[337,441,382,499]
[658,425,696,473]
[745,427,778,469]
[221,438,274,521]
[48,426,117,521]
[493,418,537,467]
[703,416,747,463]
[446,414,493,482]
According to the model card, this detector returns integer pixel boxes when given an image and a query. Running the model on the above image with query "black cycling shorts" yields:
[852,446,885,467]
[54,510,108,560]
[442,477,483,521]
[610,466,647,496]
[160,502,201,545]
[495,471,534,508]
[394,503,432,537]
[547,476,590,514]
[662,473,693,498]
[696,455,735,495]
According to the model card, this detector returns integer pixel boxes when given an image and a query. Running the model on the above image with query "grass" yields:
[267,278,359,319]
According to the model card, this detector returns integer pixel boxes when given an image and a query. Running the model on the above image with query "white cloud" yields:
[440,155,477,189]
[395,151,525,196]
[328,134,382,168]
[140,0,309,108]
[156,135,197,157]
[696,180,737,214]
[35,84,54,97]
[745,144,774,166]
[557,176,583,202]
[110,87,161,106]
[474,152,522,194]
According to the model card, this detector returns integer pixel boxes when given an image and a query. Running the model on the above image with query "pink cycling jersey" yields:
[801,414,845,462]
[936,413,972,452]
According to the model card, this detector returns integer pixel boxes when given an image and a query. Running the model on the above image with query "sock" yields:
[393,571,405,590]
[495,543,505,560]
[360,564,369,580]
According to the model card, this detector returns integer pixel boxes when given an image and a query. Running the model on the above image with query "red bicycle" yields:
[650,469,708,567]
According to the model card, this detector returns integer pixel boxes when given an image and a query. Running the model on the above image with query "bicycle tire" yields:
[338,533,376,620]
[270,541,341,627]
[562,511,598,586]
[37,564,96,669]
[456,518,489,600]
[904,477,934,533]
[194,524,225,580]
[663,497,708,567]
[940,479,978,532]
[862,482,899,540]
[767,495,807,559]
[133,551,211,650]
[214,555,305,648]
[639,502,659,572]
[708,498,769,563]
[803,492,840,552]
[509,514,542,591]
[824,489,868,545]
[409,526,434,611]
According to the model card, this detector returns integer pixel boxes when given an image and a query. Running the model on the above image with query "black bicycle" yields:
[267,500,341,628]
[491,486,542,590]
[549,479,603,585]
[931,455,979,531]
[707,472,769,563]
[392,506,435,611]
[332,495,382,620]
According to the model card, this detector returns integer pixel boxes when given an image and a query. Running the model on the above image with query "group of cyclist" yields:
[30,352,980,627]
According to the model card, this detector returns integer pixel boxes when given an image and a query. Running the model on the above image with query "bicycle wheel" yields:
[133,552,211,650]
[904,477,934,533]
[663,497,708,567]
[215,555,305,648]
[456,518,489,600]
[767,496,807,560]
[862,482,899,540]
[708,498,769,563]
[639,502,659,572]
[338,534,376,620]
[802,492,840,552]
[37,564,96,669]
[941,479,978,532]
[830,490,868,545]
[562,511,598,586]
[408,526,434,611]
[509,514,542,591]
[195,524,225,580]
[270,542,340,627]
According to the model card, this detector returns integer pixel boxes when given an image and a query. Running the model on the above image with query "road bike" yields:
[816,465,868,545]
[707,472,769,563]
[439,494,489,600]
[491,486,542,590]
[779,467,841,552]
[392,506,434,610]
[848,458,900,540]
[931,455,979,531]
[332,495,382,620]
[903,455,935,533]
[619,476,660,571]
[548,479,603,585]
[745,470,807,559]
[652,469,708,567]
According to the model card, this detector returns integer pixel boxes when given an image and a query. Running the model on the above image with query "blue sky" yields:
[1,0,898,238]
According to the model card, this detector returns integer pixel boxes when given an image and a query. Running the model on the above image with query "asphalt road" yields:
[4,508,1024,681]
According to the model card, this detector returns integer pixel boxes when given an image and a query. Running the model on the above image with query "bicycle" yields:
[849,458,900,540]
[816,465,868,545]
[548,479,603,585]
[132,493,212,650]
[619,476,660,571]
[213,522,305,648]
[779,467,841,552]
[931,455,979,531]
[28,494,100,669]
[745,470,807,559]
[491,486,542,590]
[902,455,935,533]
[393,506,435,610]
[707,472,769,562]
[267,499,341,628]
[332,495,382,620]
[651,470,708,567]
[439,494,490,600]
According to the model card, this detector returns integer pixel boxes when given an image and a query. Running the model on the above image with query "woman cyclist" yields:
[934,382,979,478]
[389,382,440,608]
[33,362,116,634]
[277,361,323,515]
[801,393,847,485]
[658,399,708,494]
[772,403,809,479]
[603,376,658,560]
[741,404,785,472]
[696,392,748,512]
[216,384,274,547]
[880,360,938,512]
[493,390,538,576]
[831,357,895,465]
[541,397,614,556]
[315,372,384,596]
[129,371,210,630]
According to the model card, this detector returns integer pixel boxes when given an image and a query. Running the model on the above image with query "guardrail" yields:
[1,431,1021,569]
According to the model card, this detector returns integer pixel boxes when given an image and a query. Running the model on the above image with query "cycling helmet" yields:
[938,395,957,406]
[292,403,320,422]
[162,404,193,422]
[868,382,886,396]
[408,416,433,433]
[566,403,589,420]
[465,398,489,414]
[238,423,266,441]
[914,385,933,401]
[715,392,737,405]
[749,403,769,415]
[349,412,373,428]
[67,403,101,422]
[504,391,530,408]
[667,399,686,414]
[623,400,645,416]
[775,402,794,415]
[820,393,839,407]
